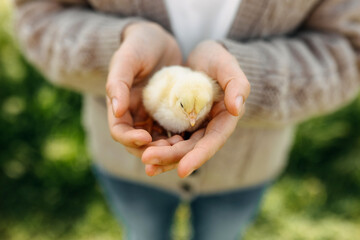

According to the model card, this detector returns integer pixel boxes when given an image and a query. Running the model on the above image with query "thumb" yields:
[214,51,250,117]
[106,46,138,118]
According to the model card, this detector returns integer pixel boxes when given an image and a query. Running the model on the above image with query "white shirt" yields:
[164,0,242,58]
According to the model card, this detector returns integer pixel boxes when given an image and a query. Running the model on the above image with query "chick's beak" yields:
[189,111,197,127]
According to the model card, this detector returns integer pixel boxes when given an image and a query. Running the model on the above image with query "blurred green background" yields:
[1,1,360,239]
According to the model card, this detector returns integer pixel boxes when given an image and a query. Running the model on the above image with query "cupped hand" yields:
[142,40,250,178]
[106,22,182,156]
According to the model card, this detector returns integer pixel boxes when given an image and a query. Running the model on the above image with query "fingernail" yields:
[144,158,160,164]
[112,98,118,116]
[134,141,146,147]
[235,96,243,115]
[184,170,194,178]
[151,158,160,164]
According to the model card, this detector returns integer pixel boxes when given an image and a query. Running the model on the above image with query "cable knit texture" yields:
[13,0,360,197]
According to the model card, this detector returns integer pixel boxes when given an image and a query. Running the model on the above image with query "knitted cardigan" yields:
[13,0,360,198]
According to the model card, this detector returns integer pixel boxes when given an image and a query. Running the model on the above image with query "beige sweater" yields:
[14,0,360,197]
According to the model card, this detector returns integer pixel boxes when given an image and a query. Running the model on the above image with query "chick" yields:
[143,66,221,134]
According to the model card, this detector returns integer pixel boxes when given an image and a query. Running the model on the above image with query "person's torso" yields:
[163,0,242,57]
[87,0,321,41]
[84,0,321,197]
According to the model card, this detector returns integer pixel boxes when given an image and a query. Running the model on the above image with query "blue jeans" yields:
[93,167,268,240]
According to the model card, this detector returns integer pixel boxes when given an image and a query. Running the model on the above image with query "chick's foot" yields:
[134,117,165,137]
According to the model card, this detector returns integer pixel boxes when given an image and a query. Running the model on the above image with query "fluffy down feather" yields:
[143,66,221,133]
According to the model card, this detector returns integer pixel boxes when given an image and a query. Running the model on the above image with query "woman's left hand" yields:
[142,40,250,178]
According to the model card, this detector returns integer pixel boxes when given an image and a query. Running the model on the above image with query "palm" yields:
[141,41,250,177]
[129,84,169,141]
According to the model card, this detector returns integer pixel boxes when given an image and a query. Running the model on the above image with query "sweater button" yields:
[180,182,192,193]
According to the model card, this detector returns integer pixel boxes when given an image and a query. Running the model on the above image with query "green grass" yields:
[1,1,360,239]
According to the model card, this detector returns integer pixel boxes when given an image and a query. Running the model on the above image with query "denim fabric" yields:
[93,166,268,240]
[189,184,268,240]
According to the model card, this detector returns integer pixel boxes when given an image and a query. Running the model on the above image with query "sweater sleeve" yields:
[13,0,144,95]
[221,0,360,126]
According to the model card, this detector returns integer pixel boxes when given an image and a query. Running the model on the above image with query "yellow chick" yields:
[143,66,221,134]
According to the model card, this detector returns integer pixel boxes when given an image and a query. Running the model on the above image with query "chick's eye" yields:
[180,102,183,108]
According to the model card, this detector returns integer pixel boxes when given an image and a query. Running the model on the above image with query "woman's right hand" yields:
[106,22,182,157]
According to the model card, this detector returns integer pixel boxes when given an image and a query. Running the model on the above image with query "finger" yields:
[215,51,250,117]
[188,41,250,117]
[107,98,152,147]
[145,163,178,177]
[167,135,184,145]
[210,100,226,117]
[142,130,205,165]
[138,136,183,163]
[142,139,194,165]
[111,123,152,147]
[177,112,238,178]
[125,146,142,158]
[126,138,171,158]
[106,44,139,118]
